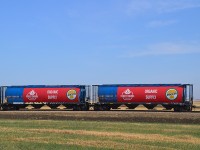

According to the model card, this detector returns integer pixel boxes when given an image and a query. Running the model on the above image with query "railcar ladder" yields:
[185,84,193,103]
[0,87,6,106]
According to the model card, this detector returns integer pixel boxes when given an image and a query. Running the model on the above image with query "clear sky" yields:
[0,0,200,99]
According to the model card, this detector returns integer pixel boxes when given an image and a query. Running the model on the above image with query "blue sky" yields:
[0,0,200,99]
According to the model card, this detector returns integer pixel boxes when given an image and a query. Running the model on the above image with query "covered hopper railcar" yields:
[0,85,90,111]
[92,84,193,112]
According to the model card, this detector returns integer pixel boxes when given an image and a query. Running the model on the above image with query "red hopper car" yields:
[92,84,193,112]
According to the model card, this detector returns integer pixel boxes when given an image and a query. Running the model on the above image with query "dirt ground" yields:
[193,101,200,111]
[0,101,199,124]
[0,110,200,124]
[22,100,200,111]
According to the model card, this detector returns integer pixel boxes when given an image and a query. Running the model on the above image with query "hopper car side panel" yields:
[1,85,89,111]
[23,88,80,103]
[117,86,183,103]
[94,84,193,112]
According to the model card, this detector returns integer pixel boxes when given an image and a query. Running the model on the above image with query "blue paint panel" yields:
[98,86,117,102]
[4,85,87,104]
[5,87,24,103]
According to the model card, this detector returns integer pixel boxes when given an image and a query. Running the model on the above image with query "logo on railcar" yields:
[166,89,178,100]
[121,89,134,100]
[67,89,77,100]
[26,90,38,101]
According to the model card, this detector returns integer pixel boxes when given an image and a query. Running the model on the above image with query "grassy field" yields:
[0,120,200,150]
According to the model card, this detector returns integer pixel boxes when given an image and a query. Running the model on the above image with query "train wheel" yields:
[174,107,184,112]
[174,107,179,112]
[94,105,101,111]
[102,105,111,111]
[94,105,105,111]
[1,104,12,111]
[98,106,104,111]
[83,103,90,111]
[13,106,20,110]
[162,105,172,110]
[186,105,192,112]
[189,106,193,111]
[94,105,98,111]
[73,106,81,111]
[80,105,89,111]
[2,106,8,111]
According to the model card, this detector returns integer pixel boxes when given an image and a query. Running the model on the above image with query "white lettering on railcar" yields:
[47,90,59,100]
[26,90,38,101]
[47,90,58,94]
[121,89,135,100]
[145,89,157,94]
[146,95,157,99]
[48,95,58,99]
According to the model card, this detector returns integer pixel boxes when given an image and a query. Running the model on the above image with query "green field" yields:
[0,120,200,150]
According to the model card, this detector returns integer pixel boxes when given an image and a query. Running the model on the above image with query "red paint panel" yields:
[23,88,80,103]
[117,86,183,103]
